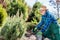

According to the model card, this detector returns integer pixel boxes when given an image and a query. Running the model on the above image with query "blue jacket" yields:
[36,10,57,32]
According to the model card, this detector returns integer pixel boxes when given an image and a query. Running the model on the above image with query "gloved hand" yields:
[36,31,42,35]
[32,27,39,34]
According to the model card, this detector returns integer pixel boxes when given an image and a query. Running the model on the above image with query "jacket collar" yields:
[42,10,49,17]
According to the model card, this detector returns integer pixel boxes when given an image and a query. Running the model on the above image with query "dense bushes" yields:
[0,0,42,40]
[27,2,41,23]
[6,0,28,20]
[26,2,42,32]
[0,14,27,40]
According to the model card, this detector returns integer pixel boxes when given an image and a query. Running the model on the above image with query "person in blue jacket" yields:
[33,5,60,40]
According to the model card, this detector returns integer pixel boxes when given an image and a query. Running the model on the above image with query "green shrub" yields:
[26,2,42,31]
[0,4,7,26]
[0,15,27,40]
[32,2,42,23]
[6,0,28,20]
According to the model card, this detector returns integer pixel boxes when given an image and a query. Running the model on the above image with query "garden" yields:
[0,0,60,40]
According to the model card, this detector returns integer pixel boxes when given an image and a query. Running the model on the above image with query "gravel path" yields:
[20,35,36,40]
[19,35,50,40]
[17,31,50,40]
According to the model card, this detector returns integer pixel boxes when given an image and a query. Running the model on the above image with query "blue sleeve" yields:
[41,11,57,32]
[41,18,52,32]
[36,17,44,29]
